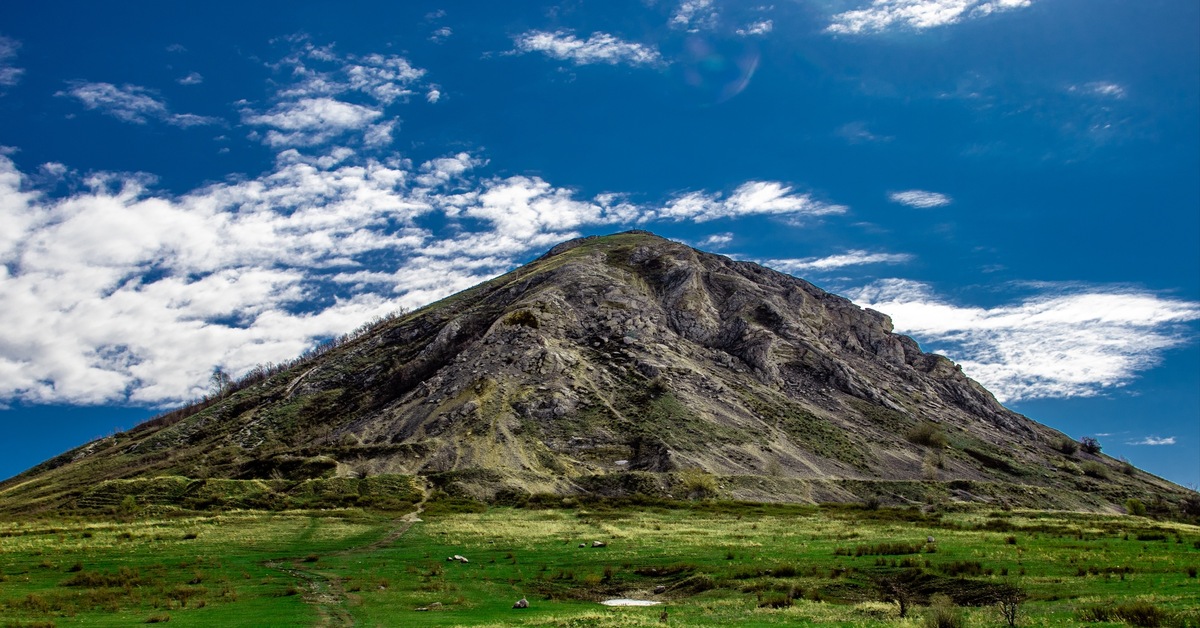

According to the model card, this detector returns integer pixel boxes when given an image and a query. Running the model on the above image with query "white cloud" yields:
[244,97,382,147]
[0,143,841,406]
[767,250,913,272]
[654,181,846,222]
[671,0,720,31]
[243,43,433,149]
[514,30,663,67]
[59,81,219,127]
[1069,81,1126,99]
[890,189,952,208]
[850,279,1200,402]
[700,233,734,249]
[1129,436,1176,446]
[177,72,204,86]
[827,0,1033,35]
[0,36,23,88]
[430,26,453,42]
[736,19,774,36]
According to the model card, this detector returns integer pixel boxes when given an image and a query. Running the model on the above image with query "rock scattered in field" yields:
[513,597,529,609]
[592,540,607,548]
[654,585,666,594]
[579,543,586,548]
[446,554,469,563]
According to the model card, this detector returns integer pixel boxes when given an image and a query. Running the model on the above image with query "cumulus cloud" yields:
[514,30,663,67]
[59,81,219,127]
[671,0,719,31]
[700,233,734,249]
[1129,436,1176,446]
[654,182,846,222]
[177,72,204,86]
[0,144,839,406]
[430,26,452,42]
[244,97,382,147]
[0,35,23,88]
[736,20,774,36]
[890,189,951,208]
[849,279,1200,402]
[767,250,913,273]
[828,0,1034,35]
[242,40,432,149]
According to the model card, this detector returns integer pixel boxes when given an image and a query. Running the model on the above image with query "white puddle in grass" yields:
[601,599,662,606]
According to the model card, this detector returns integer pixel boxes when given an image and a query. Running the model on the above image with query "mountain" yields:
[1,231,1192,514]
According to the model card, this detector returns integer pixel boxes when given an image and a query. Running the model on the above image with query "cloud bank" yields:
[850,279,1200,402]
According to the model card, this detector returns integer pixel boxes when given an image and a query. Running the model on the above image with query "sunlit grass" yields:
[1,504,1197,626]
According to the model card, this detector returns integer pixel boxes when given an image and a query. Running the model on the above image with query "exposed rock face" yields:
[2,231,1192,511]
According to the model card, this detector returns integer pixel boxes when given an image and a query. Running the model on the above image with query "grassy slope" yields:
[2,503,1197,627]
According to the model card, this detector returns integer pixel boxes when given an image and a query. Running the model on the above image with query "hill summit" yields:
[2,231,1191,513]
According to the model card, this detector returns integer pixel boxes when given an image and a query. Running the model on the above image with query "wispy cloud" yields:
[850,279,1200,402]
[59,81,219,127]
[1069,81,1126,99]
[177,72,204,86]
[0,35,23,88]
[768,250,913,273]
[890,189,951,208]
[429,26,453,43]
[828,0,1034,35]
[1129,436,1176,446]
[653,182,845,222]
[513,30,663,67]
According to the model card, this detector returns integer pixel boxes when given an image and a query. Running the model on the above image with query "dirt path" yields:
[268,480,430,627]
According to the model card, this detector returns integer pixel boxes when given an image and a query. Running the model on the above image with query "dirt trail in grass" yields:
[269,480,430,627]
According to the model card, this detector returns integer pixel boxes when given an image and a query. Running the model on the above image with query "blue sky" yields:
[1,0,1197,487]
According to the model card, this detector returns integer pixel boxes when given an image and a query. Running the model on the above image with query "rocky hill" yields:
[2,231,1192,513]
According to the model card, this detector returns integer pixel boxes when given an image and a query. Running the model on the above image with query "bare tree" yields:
[209,367,232,399]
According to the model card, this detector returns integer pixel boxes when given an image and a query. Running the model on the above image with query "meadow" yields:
[1,498,1198,627]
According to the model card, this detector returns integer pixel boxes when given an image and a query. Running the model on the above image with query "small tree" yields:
[209,367,233,399]
[1079,436,1102,455]
[877,574,915,618]
[995,588,1027,627]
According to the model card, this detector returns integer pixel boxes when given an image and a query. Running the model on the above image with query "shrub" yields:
[1080,437,1102,455]
[677,468,718,500]
[1125,499,1147,517]
[1119,458,1136,476]
[1079,601,1168,627]
[1056,438,1079,455]
[1082,462,1108,479]
[758,593,794,609]
[923,594,967,628]
[907,422,948,449]
[503,310,539,328]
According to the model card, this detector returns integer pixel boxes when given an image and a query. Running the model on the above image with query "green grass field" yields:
[2,500,1198,626]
